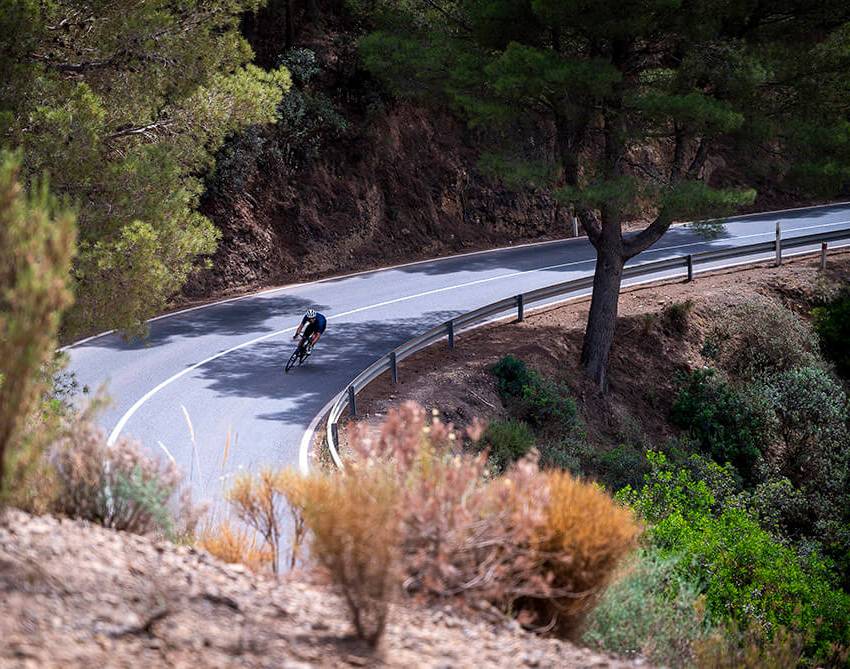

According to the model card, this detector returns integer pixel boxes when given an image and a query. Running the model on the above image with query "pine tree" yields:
[359,0,850,390]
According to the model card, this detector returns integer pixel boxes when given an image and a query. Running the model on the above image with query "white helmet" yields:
[305,309,317,319]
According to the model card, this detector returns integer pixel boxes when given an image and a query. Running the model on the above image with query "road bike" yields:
[285,334,313,373]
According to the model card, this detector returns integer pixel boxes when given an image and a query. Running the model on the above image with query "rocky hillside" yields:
[0,509,644,668]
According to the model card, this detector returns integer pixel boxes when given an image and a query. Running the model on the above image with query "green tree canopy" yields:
[359,0,850,389]
[0,0,291,336]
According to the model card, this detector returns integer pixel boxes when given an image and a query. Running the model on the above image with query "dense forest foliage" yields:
[0,0,290,336]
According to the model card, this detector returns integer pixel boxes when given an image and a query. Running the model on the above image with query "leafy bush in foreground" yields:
[49,416,201,539]
[813,289,850,379]
[0,153,76,501]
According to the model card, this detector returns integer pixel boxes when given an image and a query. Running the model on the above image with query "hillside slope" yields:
[0,509,644,668]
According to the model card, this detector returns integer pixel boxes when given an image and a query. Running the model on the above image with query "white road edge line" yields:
[106,220,850,451]
[62,201,850,351]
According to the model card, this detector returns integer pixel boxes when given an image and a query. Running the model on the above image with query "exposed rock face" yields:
[190,103,566,298]
[0,509,646,668]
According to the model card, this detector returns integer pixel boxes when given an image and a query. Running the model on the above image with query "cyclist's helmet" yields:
[305,309,317,319]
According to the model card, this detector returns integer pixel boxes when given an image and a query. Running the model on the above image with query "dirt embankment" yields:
[348,252,850,451]
[0,509,643,668]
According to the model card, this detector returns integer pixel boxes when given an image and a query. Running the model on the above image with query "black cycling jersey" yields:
[301,312,327,337]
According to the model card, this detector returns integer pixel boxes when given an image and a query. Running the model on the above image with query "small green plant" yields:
[812,289,850,379]
[491,355,577,430]
[518,374,578,429]
[481,419,535,473]
[583,549,710,667]
[491,355,533,399]
[670,369,772,482]
[597,445,650,492]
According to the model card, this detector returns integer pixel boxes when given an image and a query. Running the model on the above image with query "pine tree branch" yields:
[622,212,672,259]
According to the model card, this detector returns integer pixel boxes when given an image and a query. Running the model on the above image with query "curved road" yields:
[67,204,850,504]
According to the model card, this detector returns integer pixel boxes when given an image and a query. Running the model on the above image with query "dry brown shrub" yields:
[283,461,401,647]
[47,413,200,537]
[531,471,641,633]
[199,521,274,572]
[226,468,288,572]
[289,401,640,637]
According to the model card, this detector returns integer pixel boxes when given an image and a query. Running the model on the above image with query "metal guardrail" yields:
[323,226,850,467]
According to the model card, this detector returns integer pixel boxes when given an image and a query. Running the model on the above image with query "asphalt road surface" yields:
[67,203,850,506]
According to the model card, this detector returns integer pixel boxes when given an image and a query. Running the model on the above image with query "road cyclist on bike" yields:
[293,308,327,357]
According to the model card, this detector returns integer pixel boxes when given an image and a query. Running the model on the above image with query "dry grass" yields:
[199,521,274,573]
[226,469,289,573]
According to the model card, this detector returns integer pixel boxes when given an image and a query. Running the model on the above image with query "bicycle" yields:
[285,334,313,373]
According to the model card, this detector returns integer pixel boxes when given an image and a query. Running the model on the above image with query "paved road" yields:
[67,204,850,506]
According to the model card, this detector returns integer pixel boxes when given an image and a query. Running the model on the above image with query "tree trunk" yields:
[580,243,625,392]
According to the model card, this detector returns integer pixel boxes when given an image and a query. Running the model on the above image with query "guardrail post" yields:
[389,351,398,384]
[347,385,357,417]
[686,254,694,282]
[571,214,579,238]
[821,242,828,271]
[331,422,339,446]
[517,294,524,322]
[775,221,782,266]
[447,320,455,349]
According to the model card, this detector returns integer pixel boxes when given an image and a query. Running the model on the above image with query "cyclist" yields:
[293,308,327,356]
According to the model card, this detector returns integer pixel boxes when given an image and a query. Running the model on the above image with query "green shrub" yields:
[481,419,535,473]
[537,433,593,474]
[583,549,710,667]
[491,355,533,399]
[670,369,772,482]
[622,454,850,665]
[662,299,695,336]
[491,355,577,430]
[596,445,650,492]
[757,366,848,484]
[518,374,577,429]
[813,290,850,379]
[706,299,819,380]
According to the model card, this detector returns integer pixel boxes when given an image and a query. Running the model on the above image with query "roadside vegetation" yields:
[475,276,850,666]
[3,2,850,668]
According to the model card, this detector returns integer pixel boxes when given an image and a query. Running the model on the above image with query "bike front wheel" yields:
[284,349,300,373]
